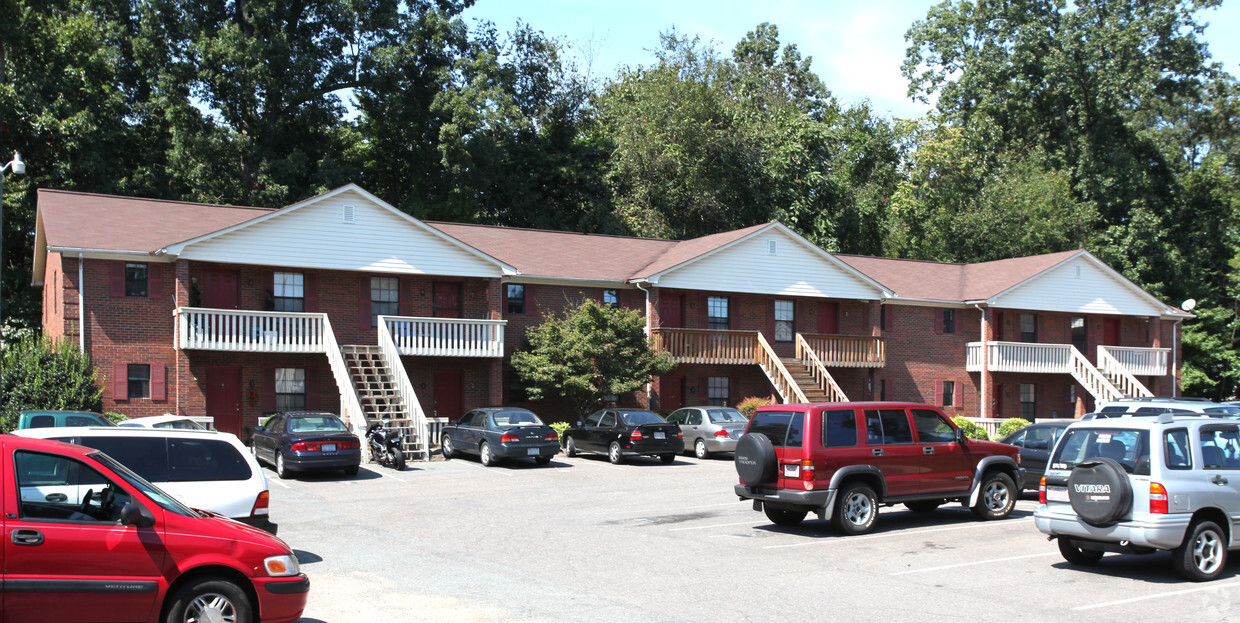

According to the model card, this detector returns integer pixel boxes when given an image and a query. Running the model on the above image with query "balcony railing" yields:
[966,341,1169,377]
[651,329,758,365]
[1100,345,1169,377]
[175,308,326,353]
[383,316,506,358]
[798,333,886,368]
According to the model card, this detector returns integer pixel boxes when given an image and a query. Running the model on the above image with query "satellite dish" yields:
[1182,299,1196,311]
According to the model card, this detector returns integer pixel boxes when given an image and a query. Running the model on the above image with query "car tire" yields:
[480,442,496,467]
[905,500,941,513]
[660,453,675,464]
[564,436,577,458]
[275,452,291,480]
[734,433,778,486]
[608,441,625,465]
[441,437,455,460]
[971,472,1016,520]
[535,455,552,466]
[343,465,360,477]
[392,448,406,471]
[1067,457,1132,527]
[694,439,710,460]
[164,577,252,623]
[834,483,878,535]
[1172,520,1227,582]
[764,506,807,527]
[1057,538,1104,565]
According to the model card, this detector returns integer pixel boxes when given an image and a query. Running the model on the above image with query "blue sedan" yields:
[252,411,362,479]
[440,407,561,466]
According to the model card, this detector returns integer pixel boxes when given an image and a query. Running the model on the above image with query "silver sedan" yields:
[666,406,748,458]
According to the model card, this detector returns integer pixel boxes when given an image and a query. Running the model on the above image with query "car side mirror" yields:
[120,502,156,528]
[253,425,265,433]
[955,428,968,445]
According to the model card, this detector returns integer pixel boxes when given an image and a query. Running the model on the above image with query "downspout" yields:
[78,253,85,353]
[635,281,653,408]
[974,304,987,420]
[1172,318,1183,397]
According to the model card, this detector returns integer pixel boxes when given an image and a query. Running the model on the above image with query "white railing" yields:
[321,320,369,455]
[1097,347,1153,398]
[755,332,808,404]
[384,316,506,358]
[1068,347,1123,403]
[1100,345,1169,377]
[965,341,1074,374]
[176,307,325,353]
[377,317,431,460]
[795,334,848,402]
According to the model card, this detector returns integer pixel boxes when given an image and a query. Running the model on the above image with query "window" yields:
[686,410,703,426]
[15,451,132,523]
[128,364,150,399]
[603,289,618,308]
[707,296,730,330]
[1165,429,1191,470]
[823,409,858,447]
[273,272,305,312]
[747,411,803,448]
[707,377,729,407]
[1020,383,1036,419]
[774,300,794,342]
[275,368,306,413]
[1199,427,1240,469]
[507,284,525,314]
[584,412,604,427]
[599,412,617,428]
[912,408,955,443]
[942,381,956,407]
[371,277,399,327]
[125,263,148,297]
[1020,313,1038,342]
[864,409,913,444]
[942,309,955,334]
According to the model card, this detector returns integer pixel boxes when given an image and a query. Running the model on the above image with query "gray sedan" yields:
[440,407,561,466]
[666,406,748,458]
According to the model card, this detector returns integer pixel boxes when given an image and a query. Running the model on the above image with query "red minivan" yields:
[1,434,308,623]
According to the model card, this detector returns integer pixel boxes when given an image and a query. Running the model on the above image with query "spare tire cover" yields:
[1068,457,1133,527]
[735,433,778,486]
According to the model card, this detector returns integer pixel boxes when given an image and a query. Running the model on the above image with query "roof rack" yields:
[1107,396,1213,403]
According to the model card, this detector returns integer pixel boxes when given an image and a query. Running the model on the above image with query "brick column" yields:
[174,259,191,415]
[979,308,993,420]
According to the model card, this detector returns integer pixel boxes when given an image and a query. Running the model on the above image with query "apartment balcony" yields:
[382,316,505,358]
[966,341,1169,376]
[798,333,886,368]
[651,329,885,368]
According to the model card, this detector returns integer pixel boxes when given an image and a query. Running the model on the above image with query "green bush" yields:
[105,412,129,424]
[736,396,774,419]
[1,334,103,432]
[997,417,1032,439]
[951,416,990,441]
[549,421,570,441]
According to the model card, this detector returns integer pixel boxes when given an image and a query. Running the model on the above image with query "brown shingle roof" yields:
[835,251,1081,301]
[37,189,272,253]
[634,222,774,277]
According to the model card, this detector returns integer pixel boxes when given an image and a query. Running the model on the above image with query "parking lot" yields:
[270,453,1240,622]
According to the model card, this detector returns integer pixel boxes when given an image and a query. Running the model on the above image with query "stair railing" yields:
[796,334,848,402]
[1068,347,1123,404]
[321,318,370,457]
[755,332,808,403]
[379,316,431,460]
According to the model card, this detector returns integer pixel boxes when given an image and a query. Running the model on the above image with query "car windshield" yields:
[288,416,347,433]
[620,411,664,426]
[92,452,199,517]
[1205,406,1240,417]
[707,409,747,423]
[1050,427,1150,475]
[493,411,543,426]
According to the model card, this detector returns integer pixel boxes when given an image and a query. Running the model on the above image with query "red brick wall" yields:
[876,305,978,418]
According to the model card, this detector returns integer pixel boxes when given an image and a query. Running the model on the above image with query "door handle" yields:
[923,447,935,455]
[872,448,884,457]
[1211,474,1229,485]
[12,529,44,546]
[45,493,68,502]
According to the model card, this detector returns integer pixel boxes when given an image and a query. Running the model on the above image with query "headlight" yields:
[264,554,301,577]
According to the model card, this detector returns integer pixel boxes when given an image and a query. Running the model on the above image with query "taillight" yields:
[1150,482,1169,514]
[801,459,815,481]
[714,429,730,437]
[291,442,308,452]
[500,433,519,443]
[342,439,360,450]
[292,439,358,451]
[251,490,270,517]
[544,432,559,441]
[630,430,643,441]
[676,430,683,440]
[1039,476,1047,504]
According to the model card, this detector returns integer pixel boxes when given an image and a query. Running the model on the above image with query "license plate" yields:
[782,464,800,478]
[1046,485,1068,502]
[527,448,539,456]
[322,443,336,452]
[654,432,666,439]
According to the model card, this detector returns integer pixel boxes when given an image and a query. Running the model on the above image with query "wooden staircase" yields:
[780,357,837,402]
[341,345,426,458]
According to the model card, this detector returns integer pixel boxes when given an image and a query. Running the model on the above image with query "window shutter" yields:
[934,311,943,334]
[262,367,277,413]
[306,368,320,410]
[148,264,163,299]
[150,364,166,401]
[992,311,1003,341]
[700,377,709,403]
[954,381,964,409]
[305,272,319,313]
[110,261,125,297]
[527,285,537,318]
[260,269,274,310]
[935,381,944,407]
[358,275,370,330]
[399,277,412,316]
[112,363,128,400]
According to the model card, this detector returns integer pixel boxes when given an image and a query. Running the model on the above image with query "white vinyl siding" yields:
[993,256,1168,316]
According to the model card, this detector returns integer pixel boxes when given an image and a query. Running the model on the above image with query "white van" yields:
[12,426,275,533]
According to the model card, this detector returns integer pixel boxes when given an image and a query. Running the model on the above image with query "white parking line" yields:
[669,520,758,532]
[380,471,408,482]
[1073,580,1240,610]
[890,552,1055,575]
[761,518,1034,549]
[266,478,290,489]
[599,501,746,515]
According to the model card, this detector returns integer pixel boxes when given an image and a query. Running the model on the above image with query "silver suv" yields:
[1034,414,1240,581]
[1087,397,1240,418]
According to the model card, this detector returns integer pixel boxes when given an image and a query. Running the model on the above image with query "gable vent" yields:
[1075,265,1082,278]
[342,204,356,223]
[768,240,778,255]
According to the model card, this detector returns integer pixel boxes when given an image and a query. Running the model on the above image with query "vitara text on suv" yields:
[734,402,1023,535]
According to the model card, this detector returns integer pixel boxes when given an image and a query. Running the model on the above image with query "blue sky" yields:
[463,0,1240,119]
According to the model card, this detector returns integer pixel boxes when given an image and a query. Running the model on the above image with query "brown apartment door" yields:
[659,293,683,328]
[205,366,243,436]
[203,268,240,309]
[818,302,838,334]
[1103,317,1121,346]
[661,375,685,411]
[434,282,462,318]
[433,371,464,421]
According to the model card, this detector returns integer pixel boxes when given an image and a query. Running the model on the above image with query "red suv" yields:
[734,402,1023,535]
[1,434,308,623]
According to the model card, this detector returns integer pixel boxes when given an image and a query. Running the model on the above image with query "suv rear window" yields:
[1051,428,1150,475]
[748,410,804,448]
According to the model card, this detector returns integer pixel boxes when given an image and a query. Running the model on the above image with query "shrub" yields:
[1,334,103,432]
[736,396,774,419]
[549,421,571,441]
[951,416,990,441]
[996,417,1032,439]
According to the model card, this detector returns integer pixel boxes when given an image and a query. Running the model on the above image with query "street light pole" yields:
[1,152,29,325]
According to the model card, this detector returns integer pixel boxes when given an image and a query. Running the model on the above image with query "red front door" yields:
[661,375,685,411]
[205,366,243,436]
[818,302,838,334]
[1103,317,1121,346]
[433,371,464,421]
[203,268,239,309]
[433,282,462,318]
[659,293,683,328]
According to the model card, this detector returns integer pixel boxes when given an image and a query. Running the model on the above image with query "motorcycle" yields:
[366,419,406,471]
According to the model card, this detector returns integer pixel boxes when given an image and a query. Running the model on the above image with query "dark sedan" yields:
[562,408,684,464]
[440,407,561,466]
[1001,420,1072,491]
[252,411,362,479]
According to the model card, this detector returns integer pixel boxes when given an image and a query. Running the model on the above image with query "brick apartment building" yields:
[33,184,1191,457]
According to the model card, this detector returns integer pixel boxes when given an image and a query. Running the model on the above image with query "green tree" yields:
[1,333,103,432]
[510,299,674,418]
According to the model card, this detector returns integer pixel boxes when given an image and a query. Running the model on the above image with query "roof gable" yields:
[989,252,1180,316]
